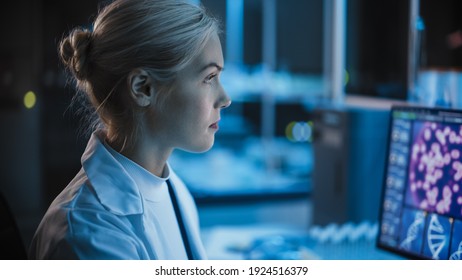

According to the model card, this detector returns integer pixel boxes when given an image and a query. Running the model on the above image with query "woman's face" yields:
[148,32,231,153]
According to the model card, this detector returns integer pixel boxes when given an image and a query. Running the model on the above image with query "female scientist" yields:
[29,0,231,259]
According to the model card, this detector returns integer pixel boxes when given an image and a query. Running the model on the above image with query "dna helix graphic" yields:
[427,215,447,259]
[449,241,462,260]
[400,212,425,251]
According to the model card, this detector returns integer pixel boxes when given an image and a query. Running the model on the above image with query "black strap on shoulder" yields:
[166,179,194,260]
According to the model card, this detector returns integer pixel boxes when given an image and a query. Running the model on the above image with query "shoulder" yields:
[64,207,144,259]
[32,176,145,259]
[49,171,108,215]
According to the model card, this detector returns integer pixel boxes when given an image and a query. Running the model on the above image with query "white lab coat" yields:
[29,131,207,260]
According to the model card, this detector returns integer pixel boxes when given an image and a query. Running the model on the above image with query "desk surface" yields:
[201,224,403,260]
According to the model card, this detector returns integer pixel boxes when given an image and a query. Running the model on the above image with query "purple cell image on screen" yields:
[405,121,462,218]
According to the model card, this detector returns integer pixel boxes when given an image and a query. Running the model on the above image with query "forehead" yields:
[188,32,224,72]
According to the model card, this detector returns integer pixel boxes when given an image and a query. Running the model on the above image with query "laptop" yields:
[377,105,462,260]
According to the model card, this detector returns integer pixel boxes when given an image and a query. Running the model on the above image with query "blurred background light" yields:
[285,121,312,143]
[23,91,36,109]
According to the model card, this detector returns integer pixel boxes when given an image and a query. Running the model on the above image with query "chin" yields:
[182,138,215,154]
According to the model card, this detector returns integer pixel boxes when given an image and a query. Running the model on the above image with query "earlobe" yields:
[128,69,155,107]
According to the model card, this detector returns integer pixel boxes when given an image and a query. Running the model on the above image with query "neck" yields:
[107,131,172,178]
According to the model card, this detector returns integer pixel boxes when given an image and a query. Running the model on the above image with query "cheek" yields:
[163,98,202,136]
[181,101,211,131]
[164,84,214,131]
[178,92,212,119]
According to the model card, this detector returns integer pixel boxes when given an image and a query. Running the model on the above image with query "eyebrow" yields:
[200,62,224,73]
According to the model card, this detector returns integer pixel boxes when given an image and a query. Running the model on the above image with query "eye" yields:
[204,73,217,84]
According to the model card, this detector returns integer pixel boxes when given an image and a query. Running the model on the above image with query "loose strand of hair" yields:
[93,74,126,117]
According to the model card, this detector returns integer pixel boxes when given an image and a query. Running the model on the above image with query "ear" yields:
[127,68,155,107]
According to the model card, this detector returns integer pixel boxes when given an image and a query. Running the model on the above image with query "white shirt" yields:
[29,131,207,260]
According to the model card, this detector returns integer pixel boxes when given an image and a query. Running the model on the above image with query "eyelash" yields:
[204,73,218,84]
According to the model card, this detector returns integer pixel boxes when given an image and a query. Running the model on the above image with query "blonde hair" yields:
[59,0,220,148]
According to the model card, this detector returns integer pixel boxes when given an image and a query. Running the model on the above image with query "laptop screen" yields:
[377,106,462,260]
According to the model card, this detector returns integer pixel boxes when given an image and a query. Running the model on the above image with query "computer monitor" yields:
[377,105,462,260]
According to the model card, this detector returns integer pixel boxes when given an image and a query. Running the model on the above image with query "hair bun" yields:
[59,28,93,80]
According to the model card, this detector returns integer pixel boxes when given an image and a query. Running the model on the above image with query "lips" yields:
[209,119,220,129]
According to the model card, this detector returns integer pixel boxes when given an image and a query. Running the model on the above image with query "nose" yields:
[221,95,231,109]
[217,85,231,109]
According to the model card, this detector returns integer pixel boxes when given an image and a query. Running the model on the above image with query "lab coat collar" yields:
[105,142,170,203]
[81,131,143,216]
